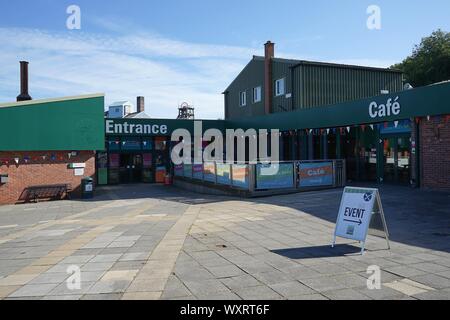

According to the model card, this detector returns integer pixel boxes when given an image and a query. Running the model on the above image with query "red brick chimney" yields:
[17,61,32,102]
[137,96,145,113]
[264,41,274,114]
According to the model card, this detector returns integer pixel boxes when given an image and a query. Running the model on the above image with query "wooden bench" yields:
[21,184,72,203]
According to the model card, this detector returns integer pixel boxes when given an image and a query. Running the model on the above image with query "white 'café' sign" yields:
[369,96,401,119]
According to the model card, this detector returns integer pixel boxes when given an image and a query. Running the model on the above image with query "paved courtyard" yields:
[0,184,449,300]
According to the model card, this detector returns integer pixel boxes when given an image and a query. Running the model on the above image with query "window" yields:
[275,78,285,96]
[253,86,262,103]
[239,91,247,107]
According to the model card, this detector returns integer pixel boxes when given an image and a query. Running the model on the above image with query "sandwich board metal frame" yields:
[332,187,390,255]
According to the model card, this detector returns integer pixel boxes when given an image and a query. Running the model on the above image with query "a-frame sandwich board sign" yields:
[332,187,390,255]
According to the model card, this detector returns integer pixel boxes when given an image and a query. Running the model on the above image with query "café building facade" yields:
[0,59,449,204]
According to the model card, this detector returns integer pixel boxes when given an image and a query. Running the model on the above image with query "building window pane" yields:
[275,78,285,96]
[239,91,247,107]
[253,86,262,103]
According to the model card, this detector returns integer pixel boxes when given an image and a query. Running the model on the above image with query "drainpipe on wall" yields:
[264,41,274,115]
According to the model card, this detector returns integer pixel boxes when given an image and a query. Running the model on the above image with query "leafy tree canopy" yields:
[392,30,450,87]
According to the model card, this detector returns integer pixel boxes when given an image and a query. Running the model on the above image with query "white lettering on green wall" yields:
[369,97,401,119]
[105,120,168,135]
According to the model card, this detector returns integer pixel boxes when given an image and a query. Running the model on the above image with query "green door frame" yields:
[378,132,412,184]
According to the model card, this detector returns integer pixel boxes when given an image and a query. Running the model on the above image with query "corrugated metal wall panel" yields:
[272,60,295,113]
[225,59,266,119]
[293,64,403,109]
[225,58,403,119]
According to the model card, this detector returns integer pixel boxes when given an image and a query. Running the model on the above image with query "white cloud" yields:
[0,27,397,119]
[0,27,254,119]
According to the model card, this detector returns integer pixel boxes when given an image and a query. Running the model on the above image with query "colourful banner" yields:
[216,163,231,185]
[232,164,249,188]
[203,163,216,182]
[256,163,294,190]
[174,164,184,177]
[192,164,203,180]
[183,164,193,178]
[298,162,333,187]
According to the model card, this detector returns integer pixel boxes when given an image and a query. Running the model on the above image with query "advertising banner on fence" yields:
[298,162,333,187]
[256,163,294,190]
[203,163,216,182]
[174,164,184,176]
[216,163,231,185]
[183,164,192,178]
[192,164,203,180]
[232,164,249,188]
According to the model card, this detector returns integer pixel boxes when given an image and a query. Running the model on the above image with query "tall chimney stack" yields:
[264,41,274,114]
[17,61,32,102]
[137,96,145,113]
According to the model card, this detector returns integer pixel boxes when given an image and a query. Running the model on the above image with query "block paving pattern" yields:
[0,184,449,300]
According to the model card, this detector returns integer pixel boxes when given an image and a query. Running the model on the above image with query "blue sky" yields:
[0,0,449,118]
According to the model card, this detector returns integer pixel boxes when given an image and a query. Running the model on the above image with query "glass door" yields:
[154,137,169,183]
[119,154,143,184]
[397,137,411,184]
[382,136,411,184]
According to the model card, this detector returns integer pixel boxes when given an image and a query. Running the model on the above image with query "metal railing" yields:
[174,160,346,193]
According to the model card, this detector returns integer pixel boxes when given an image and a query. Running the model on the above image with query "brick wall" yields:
[0,151,96,204]
[420,115,450,191]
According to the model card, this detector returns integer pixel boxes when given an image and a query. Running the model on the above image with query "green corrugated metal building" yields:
[0,94,105,151]
[0,94,105,204]
[224,42,403,119]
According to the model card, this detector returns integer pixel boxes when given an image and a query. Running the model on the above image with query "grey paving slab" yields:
[269,281,316,297]
[8,283,60,298]
[252,271,294,285]
[323,288,372,300]
[1,184,450,300]
[87,280,132,294]
[80,262,115,272]
[299,276,347,292]
[220,275,262,290]
[48,282,96,296]
[89,254,123,263]
[182,279,230,295]
[410,274,450,290]
[204,265,245,278]
[28,272,69,285]
[234,286,284,300]
[288,293,329,300]
[41,295,82,300]
[409,262,449,273]
[81,293,123,300]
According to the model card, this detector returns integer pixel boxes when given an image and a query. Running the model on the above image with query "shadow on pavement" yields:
[272,244,362,259]
[84,182,450,254]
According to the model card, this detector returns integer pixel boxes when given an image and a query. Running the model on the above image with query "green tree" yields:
[392,30,450,87]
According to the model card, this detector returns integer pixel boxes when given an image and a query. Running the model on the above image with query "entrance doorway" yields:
[103,136,170,185]
[382,135,411,184]
[119,154,143,183]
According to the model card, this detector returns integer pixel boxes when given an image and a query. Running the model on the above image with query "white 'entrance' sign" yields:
[332,187,390,254]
